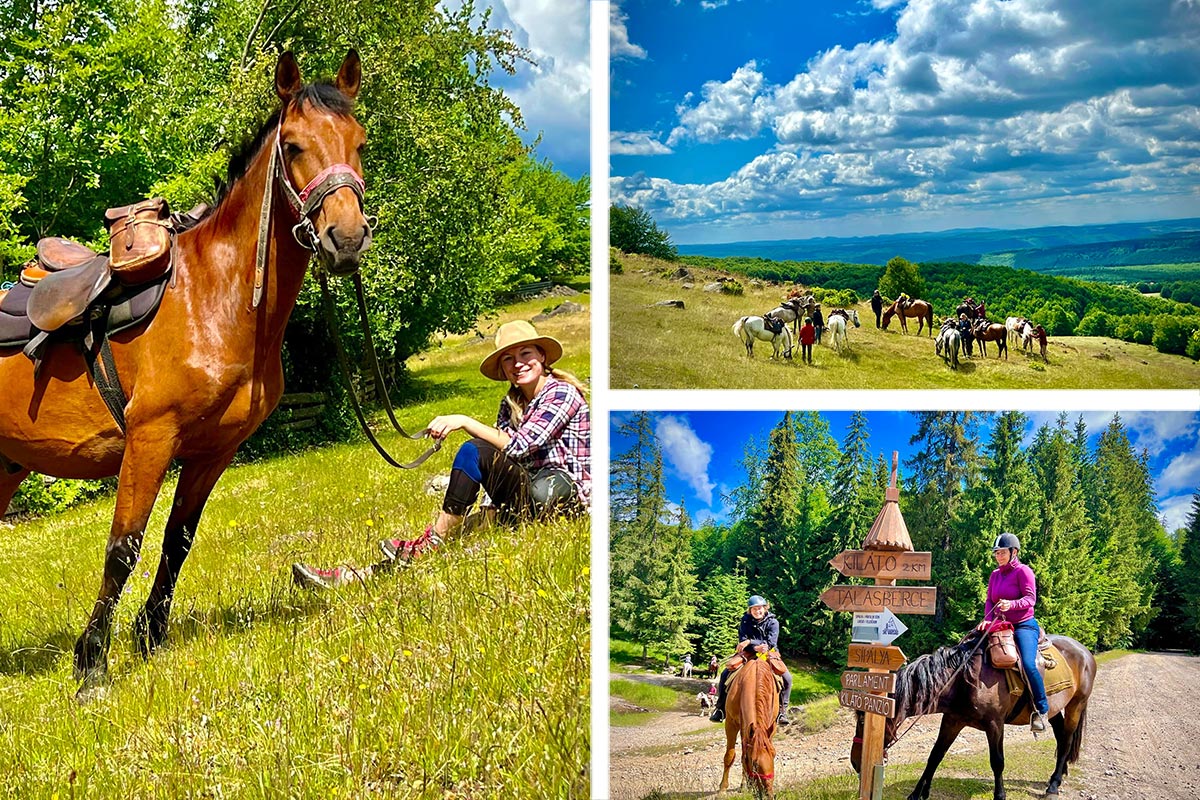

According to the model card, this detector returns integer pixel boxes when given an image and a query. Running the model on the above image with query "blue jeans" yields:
[1013,618,1049,715]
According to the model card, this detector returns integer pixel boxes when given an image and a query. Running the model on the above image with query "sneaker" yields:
[777,711,791,726]
[709,708,725,723]
[1031,711,1048,732]
[292,563,359,590]
[380,526,442,564]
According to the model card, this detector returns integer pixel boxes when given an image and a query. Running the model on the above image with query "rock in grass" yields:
[653,300,686,309]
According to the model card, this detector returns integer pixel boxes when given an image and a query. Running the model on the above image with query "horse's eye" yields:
[285,143,302,158]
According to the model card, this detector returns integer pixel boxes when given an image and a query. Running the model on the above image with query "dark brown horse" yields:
[0,51,371,698]
[974,321,1009,359]
[720,655,779,799]
[851,630,1096,800]
[882,299,934,336]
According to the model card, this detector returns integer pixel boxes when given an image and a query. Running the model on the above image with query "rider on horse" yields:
[976,532,1050,732]
[709,595,793,726]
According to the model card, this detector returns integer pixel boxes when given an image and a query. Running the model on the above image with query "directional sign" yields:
[829,550,932,580]
[839,689,896,718]
[847,643,907,671]
[820,585,937,615]
[841,671,896,693]
[851,608,909,645]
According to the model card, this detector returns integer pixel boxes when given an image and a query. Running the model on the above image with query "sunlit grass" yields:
[0,291,591,798]
[610,261,1200,389]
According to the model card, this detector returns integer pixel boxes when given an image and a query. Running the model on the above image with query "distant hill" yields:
[677,219,1200,279]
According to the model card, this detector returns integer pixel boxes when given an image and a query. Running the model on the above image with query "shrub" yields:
[721,279,744,296]
[609,247,624,274]
[10,475,113,518]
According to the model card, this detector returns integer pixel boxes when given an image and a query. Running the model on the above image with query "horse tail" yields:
[1067,703,1087,763]
[733,317,746,339]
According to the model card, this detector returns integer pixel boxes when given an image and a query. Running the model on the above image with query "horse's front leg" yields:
[0,466,31,521]
[985,721,1006,800]
[909,714,966,800]
[135,452,236,656]
[718,723,737,792]
[75,428,177,701]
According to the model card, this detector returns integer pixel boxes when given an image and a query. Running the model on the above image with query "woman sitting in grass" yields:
[293,320,591,589]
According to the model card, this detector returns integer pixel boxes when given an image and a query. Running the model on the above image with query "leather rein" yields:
[258,119,439,470]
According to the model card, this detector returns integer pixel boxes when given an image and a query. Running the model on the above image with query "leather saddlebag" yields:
[988,621,1019,669]
[106,198,172,285]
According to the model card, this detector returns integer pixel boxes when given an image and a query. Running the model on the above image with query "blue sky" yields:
[456,0,590,177]
[610,0,1200,244]
[610,410,1200,534]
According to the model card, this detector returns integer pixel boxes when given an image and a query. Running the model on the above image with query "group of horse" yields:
[719,630,1095,800]
[734,293,862,359]
[934,305,1048,370]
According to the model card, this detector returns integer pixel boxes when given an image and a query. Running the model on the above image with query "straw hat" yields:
[479,320,563,381]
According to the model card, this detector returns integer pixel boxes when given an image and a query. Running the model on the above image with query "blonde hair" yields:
[502,349,588,425]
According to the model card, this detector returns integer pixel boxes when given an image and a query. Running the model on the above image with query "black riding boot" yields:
[710,668,731,722]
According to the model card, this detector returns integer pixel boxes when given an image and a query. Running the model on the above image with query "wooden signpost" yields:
[822,452,937,800]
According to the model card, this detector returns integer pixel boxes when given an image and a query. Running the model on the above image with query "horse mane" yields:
[893,631,983,719]
[746,659,777,766]
[176,83,356,232]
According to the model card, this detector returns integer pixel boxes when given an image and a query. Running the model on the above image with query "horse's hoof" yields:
[133,605,168,658]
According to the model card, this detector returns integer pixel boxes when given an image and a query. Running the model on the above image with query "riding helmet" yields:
[747,595,768,609]
[992,532,1021,551]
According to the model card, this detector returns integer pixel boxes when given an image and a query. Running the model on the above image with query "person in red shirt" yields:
[798,316,815,364]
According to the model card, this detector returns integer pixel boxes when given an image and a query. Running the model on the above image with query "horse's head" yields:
[881,306,893,329]
[849,710,900,775]
[852,309,860,327]
[274,50,372,276]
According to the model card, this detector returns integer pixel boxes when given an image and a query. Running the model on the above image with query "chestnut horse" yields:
[0,51,371,698]
[881,299,934,336]
[720,655,779,799]
[851,630,1095,800]
[974,321,1009,359]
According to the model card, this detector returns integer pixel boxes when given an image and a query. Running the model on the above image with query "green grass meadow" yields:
[0,293,591,798]
[610,258,1200,389]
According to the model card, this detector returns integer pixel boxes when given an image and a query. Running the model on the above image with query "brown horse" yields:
[0,51,371,698]
[851,630,1096,800]
[881,299,934,336]
[974,321,1009,359]
[720,655,779,799]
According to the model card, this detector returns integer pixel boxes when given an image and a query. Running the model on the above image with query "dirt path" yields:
[609,652,1200,799]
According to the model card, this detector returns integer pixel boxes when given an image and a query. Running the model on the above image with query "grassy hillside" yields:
[611,255,1200,389]
[0,293,591,799]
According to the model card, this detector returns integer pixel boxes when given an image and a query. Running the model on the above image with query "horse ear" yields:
[336,49,361,99]
[275,52,303,101]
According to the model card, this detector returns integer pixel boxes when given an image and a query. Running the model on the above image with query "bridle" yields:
[254,115,376,309]
[254,107,436,470]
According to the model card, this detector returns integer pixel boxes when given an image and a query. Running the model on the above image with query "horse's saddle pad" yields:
[0,277,168,349]
[1004,643,1074,697]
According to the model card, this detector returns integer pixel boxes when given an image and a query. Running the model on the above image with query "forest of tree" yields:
[677,255,1200,359]
[610,411,1200,667]
[0,0,590,368]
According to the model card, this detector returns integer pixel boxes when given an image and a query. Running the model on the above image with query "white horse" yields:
[826,309,859,354]
[765,297,806,337]
[734,316,793,360]
[1006,316,1027,345]
[936,324,962,370]
[1020,321,1036,352]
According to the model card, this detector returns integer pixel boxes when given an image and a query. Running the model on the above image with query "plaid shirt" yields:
[497,376,592,508]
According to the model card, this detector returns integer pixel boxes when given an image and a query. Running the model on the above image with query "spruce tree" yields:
[698,572,750,662]
[1178,493,1200,651]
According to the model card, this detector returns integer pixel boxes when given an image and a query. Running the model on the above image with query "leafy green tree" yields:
[878,256,925,300]
[610,203,677,260]
[1152,315,1196,355]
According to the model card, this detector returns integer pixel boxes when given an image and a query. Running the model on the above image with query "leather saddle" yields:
[22,198,179,333]
[763,315,785,335]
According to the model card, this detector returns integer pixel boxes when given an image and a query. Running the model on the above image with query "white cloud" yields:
[668,61,769,145]
[1159,492,1198,534]
[611,130,673,156]
[615,0,1200,231]
[475,0,590,170]
[1160,447,1200,494]
[656,415,717,505]
[1120,411,1200,458]
[610,2,647,59]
